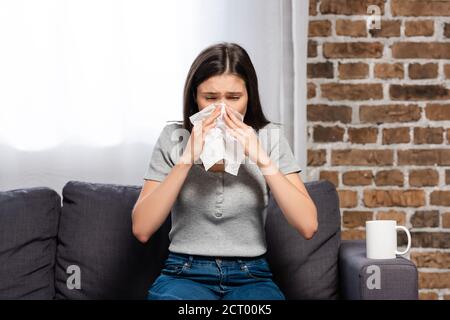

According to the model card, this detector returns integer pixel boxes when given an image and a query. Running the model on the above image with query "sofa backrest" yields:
[0,187,61,299]
[265,179,341,299]
[55,181,167,299]
[0,179,341,300]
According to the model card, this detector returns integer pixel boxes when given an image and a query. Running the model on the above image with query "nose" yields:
[215,100,227,108]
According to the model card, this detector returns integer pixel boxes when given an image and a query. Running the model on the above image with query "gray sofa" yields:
[0,179,418,300]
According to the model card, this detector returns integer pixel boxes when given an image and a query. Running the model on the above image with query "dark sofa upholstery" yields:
[0,180,418,300]
[0,188,60,299]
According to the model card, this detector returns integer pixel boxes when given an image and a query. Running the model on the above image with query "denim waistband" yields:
[168,251,267,263]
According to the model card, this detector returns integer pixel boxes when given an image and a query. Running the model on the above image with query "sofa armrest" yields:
[339,240,418,300]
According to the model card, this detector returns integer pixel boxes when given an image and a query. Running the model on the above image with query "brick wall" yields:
[307,0,450,300]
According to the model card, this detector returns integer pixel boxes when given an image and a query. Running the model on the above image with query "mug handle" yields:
[395,226,411,255]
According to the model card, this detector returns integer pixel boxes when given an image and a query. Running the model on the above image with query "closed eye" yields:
[205,97,240,100]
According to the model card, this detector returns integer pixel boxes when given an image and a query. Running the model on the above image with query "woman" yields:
[132,42,318,300]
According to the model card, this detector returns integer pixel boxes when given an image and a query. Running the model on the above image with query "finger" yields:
[234,128,249,145]
[226,127,246,147]
[224,106,245,130]
[225,105,245,128]
[203,106,222,126]
[234,127,247,136]
[202,121,216,134]
[201,120,217,137]
[223,108,238,130]
[204,112,220,125]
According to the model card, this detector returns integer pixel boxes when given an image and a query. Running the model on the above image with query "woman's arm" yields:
[132,109,220,243]
[132,161,192,243]
[260,160,318,239]
[221,105,318,240]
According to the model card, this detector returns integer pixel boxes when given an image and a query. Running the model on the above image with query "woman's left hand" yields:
[223,105,271,168]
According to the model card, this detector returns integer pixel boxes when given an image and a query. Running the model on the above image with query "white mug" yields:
[365,220,411,259]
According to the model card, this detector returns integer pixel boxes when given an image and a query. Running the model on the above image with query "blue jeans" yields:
[147,251,286,300]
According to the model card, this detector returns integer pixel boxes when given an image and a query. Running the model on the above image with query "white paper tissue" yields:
[189,102,245,176]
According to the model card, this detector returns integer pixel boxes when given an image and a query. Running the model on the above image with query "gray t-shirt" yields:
[143,121,302,257]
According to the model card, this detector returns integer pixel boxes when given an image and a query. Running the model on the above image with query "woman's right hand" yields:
[179,105,222,165]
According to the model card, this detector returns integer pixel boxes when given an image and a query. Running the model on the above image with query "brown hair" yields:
[179,42,272,133]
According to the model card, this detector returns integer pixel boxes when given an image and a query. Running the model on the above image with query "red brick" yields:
[309,20,332,37]
[392,42,450,59]
[308,40,317,58]
[309,0,317,16]
[307,104,352,123]
[313,125,344,142]
[419,292,439,300]
[392,0,450,16]
[398,149,450,166]
[430,191,450,206]
[409,169,439,187]
[338,62,369,79]
[374,63,404,79]
[336,20,366,37]
[341,229,365,240]
[308,149,326,166]
[374,170,404,186]
[411,210,440,228]
[360,104,421,123]
[319,171,339,187]
[332,149,394,166]
[382,127,410,144]
[390,84,450,100]
[342,170,373,186]
[320,0,385,15]
[323,42,383,58]
[443,212,450,228]
[405,20,434,36]
[411,252,450,269]
[347,127,378,144]
[363,189,425,207]
[369,20,401,37]
[413,127,443,144]
[307,62,334,79]
[419,272,450,289]
[376,210,406,225]
[338,190,358,208]
[321,83,383,101]
[307,83,316,99]
[445,23,450,38]
[425,104,450,120]
[409,63,438,79]
[343,211,373,228]
[445,64,450,79]
[405,232,450,248]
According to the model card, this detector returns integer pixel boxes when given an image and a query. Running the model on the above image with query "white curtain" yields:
[0,0,309,194]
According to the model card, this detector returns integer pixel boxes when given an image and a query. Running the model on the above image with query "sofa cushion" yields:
[55,181,171,299]
[0,187,60,299]
[265,179,341,299]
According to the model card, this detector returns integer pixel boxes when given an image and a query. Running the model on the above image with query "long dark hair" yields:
[180,42,271,133]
